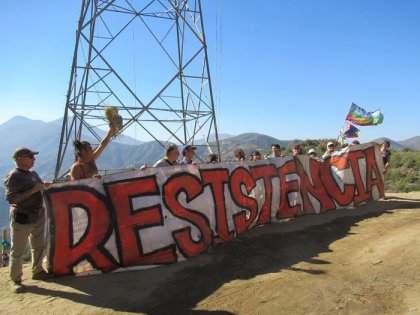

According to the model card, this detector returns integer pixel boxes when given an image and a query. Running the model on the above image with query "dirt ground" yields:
[1,192,420,315]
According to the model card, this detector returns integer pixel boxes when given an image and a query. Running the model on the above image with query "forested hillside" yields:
[385,150,420,192]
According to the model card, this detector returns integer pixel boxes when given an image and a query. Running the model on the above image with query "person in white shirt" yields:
[153,144,180,167]
[322,142,336,159]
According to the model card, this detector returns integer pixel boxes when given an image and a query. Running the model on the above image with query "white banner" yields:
[44,143,385,276]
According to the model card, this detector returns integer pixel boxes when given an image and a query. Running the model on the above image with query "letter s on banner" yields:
[230,167,258,235]
[163,173,213,258]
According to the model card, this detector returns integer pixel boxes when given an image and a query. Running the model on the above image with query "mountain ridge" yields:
[1,116,419,229]
[0,116,419,179]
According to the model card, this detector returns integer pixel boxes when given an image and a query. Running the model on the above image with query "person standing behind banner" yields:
[322,141,336,159]
[308,148,323,161]
[250,151,262,161]
[308,148,317,158]
[70,126,116,180]
[4,147,52,293]
[207,153,219,163]
[292,144,303,156]
[234,148,245,161]
[179,145,197,165]
[381,140,391,174]
[153,144,180,167]
[266,144,282,159]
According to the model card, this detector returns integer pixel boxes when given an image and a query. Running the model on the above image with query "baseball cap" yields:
[327,142,335,147]
[182,145,197,156]
[308,148,316,155]
[12,147,39,158]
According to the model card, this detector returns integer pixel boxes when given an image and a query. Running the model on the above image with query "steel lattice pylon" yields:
[54,0,220,181]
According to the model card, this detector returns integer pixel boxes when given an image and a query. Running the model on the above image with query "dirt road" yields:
[1,192,419,314]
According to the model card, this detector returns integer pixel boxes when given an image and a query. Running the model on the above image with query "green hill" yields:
[385,150,420,192]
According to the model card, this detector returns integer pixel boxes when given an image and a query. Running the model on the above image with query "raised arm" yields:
[92,127,116,161]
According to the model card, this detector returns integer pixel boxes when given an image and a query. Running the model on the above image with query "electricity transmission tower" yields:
[54,0,221,181]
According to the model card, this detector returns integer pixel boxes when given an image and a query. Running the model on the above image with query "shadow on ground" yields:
[26,199,420,314]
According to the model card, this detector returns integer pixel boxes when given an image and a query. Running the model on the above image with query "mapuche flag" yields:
[346,103,384,126]
[342,123,362,138]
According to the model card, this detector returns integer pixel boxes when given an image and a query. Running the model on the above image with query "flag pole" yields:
[336,122,344,141]
[337,102,354,145]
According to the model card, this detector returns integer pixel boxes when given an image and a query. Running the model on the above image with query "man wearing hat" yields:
[322,141,336,159]
[179,145,197,165]
[308,148,318,158]
[308,148,323,162]
[4,147,51,293]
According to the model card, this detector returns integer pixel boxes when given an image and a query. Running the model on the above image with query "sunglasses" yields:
[20,155,35,160]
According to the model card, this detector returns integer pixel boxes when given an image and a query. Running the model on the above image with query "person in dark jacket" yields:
[4,147,52,293]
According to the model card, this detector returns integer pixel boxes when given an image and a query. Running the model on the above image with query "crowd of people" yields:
[67,128,393,177]
[3,132,392,293]
[142,141,352,167]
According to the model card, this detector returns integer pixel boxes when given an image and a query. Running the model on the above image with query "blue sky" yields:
[1,0,419,142]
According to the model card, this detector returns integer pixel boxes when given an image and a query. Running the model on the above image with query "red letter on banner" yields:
[200,169,234,244]
[250,164,278,225]
[105,176,177,266]
[277,160,302,219]
[47,188,117,276]
[230,167,258,235]
[163,173,213,258]
[295,158,335,214]
[321,155,355,206]
[345,150,371,204]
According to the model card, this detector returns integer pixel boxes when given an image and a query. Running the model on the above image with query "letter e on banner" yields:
[105,176,177,266]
